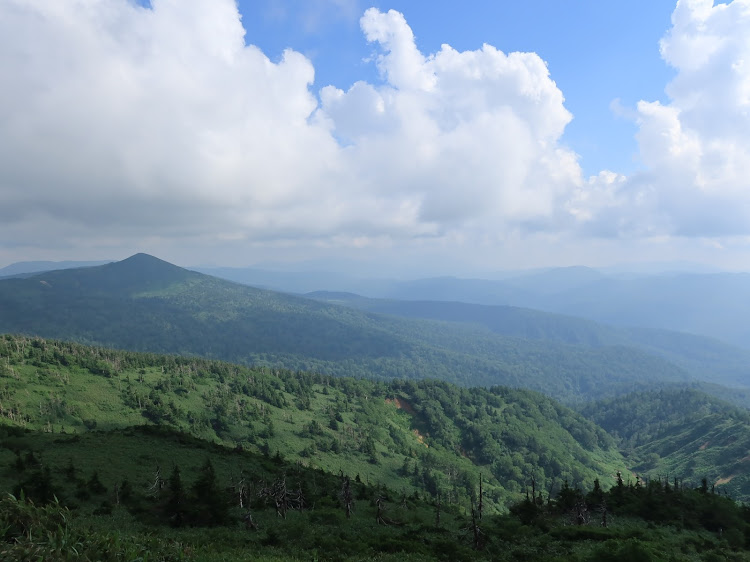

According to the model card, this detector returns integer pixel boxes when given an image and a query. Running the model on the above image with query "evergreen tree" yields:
[191,459,229,526]
[164,465,186,527]
[14,466,56,505]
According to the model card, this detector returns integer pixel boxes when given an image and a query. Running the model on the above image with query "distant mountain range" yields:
[1,254,749,405]
[7,258,750,350]
[0,259,110,278]
[195,264,750,351]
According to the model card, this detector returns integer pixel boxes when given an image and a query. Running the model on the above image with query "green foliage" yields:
[0,383,744,560]
[0,334,747,559]
[507,471,750,561]
[580,388,750,501]
[0,493,187,561]
[0,335,627,511]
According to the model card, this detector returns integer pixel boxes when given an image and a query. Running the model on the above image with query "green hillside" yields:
[580,389,750,501]
[1,336,748,561]
[0,334,626,510]
[4,427,749,561]
[0,254,696,402]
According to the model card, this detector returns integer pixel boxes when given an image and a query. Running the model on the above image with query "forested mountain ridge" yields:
[308,291,750,391]
[203,264,750,351]
[0,254,701,403]
[580,389,750,501]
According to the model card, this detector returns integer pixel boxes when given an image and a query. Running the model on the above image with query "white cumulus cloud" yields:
[5,1,748,269]
[575,0,750,239]
[318,8,581,235]
[0,1,587,261]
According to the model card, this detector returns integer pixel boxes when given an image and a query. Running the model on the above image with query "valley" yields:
[0,256,749,560]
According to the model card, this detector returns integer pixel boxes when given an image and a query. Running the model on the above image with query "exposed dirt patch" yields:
[413,429,428,447]
[699,441,710,450]
[386,397,426,446]
[386,397,416,415]
[716,475,736,486]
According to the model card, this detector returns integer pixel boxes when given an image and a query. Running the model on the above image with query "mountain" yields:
[500,266,607,295]
[307,292,750,392]
[580,388,750,500]
[0,259,110,278]
[190,265,388,295]
[528,272,750,350]
[0,254,702,403]
[377,271,750,350]
[202,264,750,351]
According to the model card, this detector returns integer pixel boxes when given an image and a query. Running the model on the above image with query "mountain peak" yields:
[119,252,170,267]
[20,253,198,295]
[100,253,195,291]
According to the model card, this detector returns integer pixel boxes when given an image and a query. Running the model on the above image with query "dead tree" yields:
[478,473,484,520]
[243,510,258,531]
[340,475,354,519]
[573,500,589,526]
[259,476,289,519]
[230,473,248,509]
[461,502,484,550]
[147,465,165,498]
[546,479,556,506]
[435,493,442,527]
[376,495,387,525]
[291,482,306,511]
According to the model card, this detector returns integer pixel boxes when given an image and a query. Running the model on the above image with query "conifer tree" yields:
[191,459,229,526]
[164,465,186,527]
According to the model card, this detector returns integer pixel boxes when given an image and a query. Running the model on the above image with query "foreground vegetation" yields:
[580,389,750,501]
[1,425,748,561]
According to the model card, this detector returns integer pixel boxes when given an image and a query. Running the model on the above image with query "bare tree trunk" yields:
[340,476,354,519]
[478,473,484,520]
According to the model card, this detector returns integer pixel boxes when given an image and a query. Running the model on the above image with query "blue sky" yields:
[1,1,749,274]
[238,0,675,177]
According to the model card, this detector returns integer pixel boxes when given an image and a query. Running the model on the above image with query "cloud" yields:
[0,0,337,238]
[319,8,581,234]
[0,1,588,259]
[4,1,748,268]
[575,0,750,238]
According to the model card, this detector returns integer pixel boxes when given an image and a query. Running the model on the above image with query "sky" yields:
[1,0,749,275]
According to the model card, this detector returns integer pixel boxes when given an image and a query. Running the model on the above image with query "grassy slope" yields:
[0,425,479,561]
[0,335,627,511]
[579,388,750,501]
[1,342,747,560]
[3,427,746,562]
